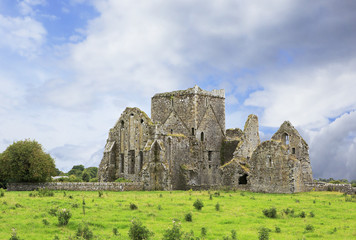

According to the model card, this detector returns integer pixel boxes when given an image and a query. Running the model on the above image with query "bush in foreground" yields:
[128,219,154,240]
[262,207,277,218]
[162,222,183,240]
[58,209,72,226]
[193,199,204,210]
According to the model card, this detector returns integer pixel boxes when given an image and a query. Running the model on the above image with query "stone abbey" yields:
[98,86,313,193]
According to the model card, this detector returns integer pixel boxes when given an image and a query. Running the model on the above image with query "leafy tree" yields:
[0,140,56,183]
[67,165,85,177]
[82,172,90,182]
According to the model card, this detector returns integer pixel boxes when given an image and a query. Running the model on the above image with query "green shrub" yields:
[115,177,131,183]
[48,208,58,216]
[214,191,220,197]
[76,224,93,240]
[262,208,277,218]
[157,205,162,210]
[305,224,314,232]
[9,228,21,240]
[193,199,204,210]
[0,188,5,197]
[209,194,213,200]
[42,219,49,225]
[58,209,72,226]
[231,229,237,240]
[37,188,54,197]
[275,226,281,233]
[89,178,98,182]
[299,211,306,218]
[185,212,192,222]
[128,219,154,240]
[130,203,138,210]
[162,222,183,240]
[309,211,315,217]
[201,227,207,238]
[113,227,119,236]
[258,227,270,240]
[215,202,220,211]
[72,203,79,208]
[98,191,103,198]
[15,203,23,208]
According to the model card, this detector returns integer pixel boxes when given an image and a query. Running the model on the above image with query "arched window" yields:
[282,133,289,145]
[121,120,124,128]
[201,132,204,141]
[192,128,195,136]
[139,151,143,172]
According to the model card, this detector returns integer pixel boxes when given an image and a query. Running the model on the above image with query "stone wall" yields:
[7,182,144,191]
[305,182,356,195]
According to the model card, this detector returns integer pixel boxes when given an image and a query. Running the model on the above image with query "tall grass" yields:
[0,190,354,239]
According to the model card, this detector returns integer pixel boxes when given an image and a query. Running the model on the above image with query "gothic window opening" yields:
[171,97,174,107]
[171,129,173,134]
[139,151,143,172]
[267,155,272,167]
[129,150,135,174]
[121,120,124,128]
[205,98,208,107]
[201,132,204,141]
[239,174,248,184]
[192,128,195,136]
[140,119,144,124]
[282,133,289,145]
[208,151,212,162]
[120,154,124,173]
[292,148,296,154]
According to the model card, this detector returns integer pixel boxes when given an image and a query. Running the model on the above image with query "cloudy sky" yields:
[0,0,355,180]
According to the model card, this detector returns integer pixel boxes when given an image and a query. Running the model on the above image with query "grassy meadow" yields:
[0,189,355,239]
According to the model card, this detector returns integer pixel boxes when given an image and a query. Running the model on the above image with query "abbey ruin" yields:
[98,86,313,193]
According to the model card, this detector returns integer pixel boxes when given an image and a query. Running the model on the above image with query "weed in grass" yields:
[201,227,207,238]
[305,224,314,232]
[72,203,79,208]
[209,194,213,200]
[262,207,277,218]
[15,203,23,208]
[48,208,58,216]
[68,195,73,199]
[250,196,256,200]
[295,199,300,203]
[231,229,237,240]
[309,211,315,217]
[113,227,119,236]
[275,226,281,233]
[299,211,306,218]
[159,194,163,198]
[258,227,271,240]
[130,203,138,210]
[215,202,220,211]
[163,222,183,240]
[313,199,316,204]
[58,209,72,226]
[53,235,59,240]
[42,219,49,225]
[98,191,103,198]
[82,198,86,215]
[185,212,192,222]
[128,219,154,240]
[0,188,4,197]
[214,191,220,197]
[157,205,162,210]
[2,201,7,205]
[240,192,245,196]
[193,199,204,210]
[76,224,93,240]
[63,191,66,197]
[9,228,21,240]
[36,188,54,197]
[331,227,337,234]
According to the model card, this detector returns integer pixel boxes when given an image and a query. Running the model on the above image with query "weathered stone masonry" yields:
[98,86,315,193]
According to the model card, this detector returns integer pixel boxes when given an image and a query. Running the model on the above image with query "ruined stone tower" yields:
[98,86,313,193]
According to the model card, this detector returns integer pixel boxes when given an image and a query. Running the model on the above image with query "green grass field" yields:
[0,190,355,239]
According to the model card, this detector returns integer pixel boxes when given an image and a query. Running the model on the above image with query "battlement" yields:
[152,85,225,99]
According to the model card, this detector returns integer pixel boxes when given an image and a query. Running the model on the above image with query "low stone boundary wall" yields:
[7,182,144,191]
[305,182,356,194]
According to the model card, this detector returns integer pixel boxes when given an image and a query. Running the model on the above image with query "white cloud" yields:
[308,111,356,180]
[18,0,46,16]
[0,14,46,57]
[245,60,356,129]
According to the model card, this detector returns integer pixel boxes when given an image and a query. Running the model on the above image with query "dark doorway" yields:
[239,174,248,185]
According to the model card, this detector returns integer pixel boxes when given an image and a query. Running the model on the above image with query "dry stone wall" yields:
[7,182,143,191]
